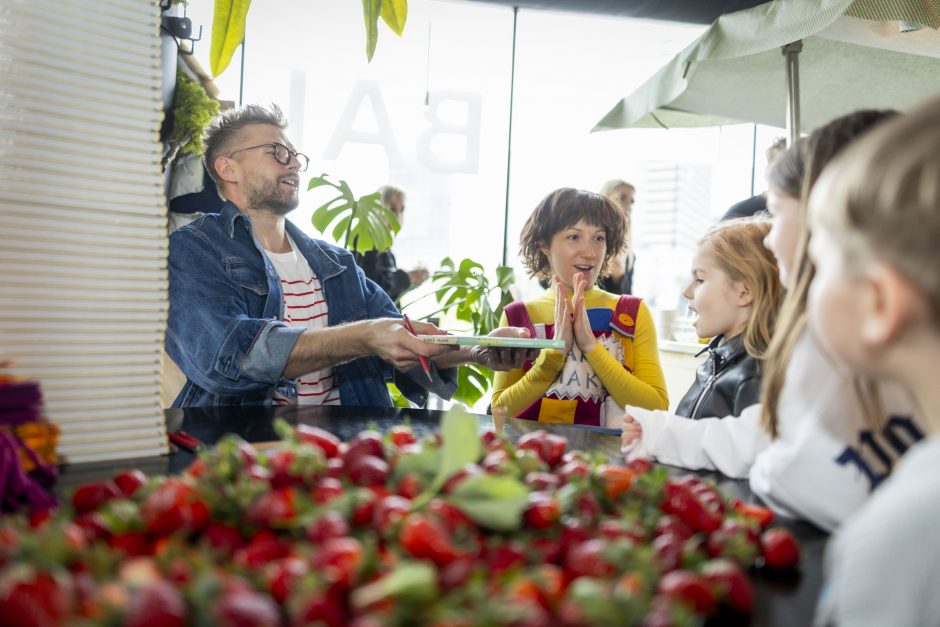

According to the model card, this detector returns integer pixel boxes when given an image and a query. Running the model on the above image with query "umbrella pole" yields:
[783,41,803,145]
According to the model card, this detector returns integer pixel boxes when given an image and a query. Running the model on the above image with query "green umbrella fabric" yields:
[593,0,940,133]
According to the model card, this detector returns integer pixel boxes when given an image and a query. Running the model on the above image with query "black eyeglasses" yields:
[227,142,310,172]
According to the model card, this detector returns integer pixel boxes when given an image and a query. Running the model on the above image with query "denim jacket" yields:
[166,202,456,407]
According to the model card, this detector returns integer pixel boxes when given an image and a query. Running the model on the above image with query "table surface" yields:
[58,405,828,627]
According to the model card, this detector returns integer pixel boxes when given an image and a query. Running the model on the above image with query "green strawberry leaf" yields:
[412,409,480,508]
[445,473,528,532]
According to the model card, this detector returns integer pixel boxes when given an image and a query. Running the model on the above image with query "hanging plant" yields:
[169,71,220,157]
[209,0,409,77]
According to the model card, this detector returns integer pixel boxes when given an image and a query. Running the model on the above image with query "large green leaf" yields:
[362,0,382,62]
[413,409,481,508]
[381,0,408,36]
[453,363,493,408]
[308,175,399,253]
[446,473,529,532]
[210,0,252,77]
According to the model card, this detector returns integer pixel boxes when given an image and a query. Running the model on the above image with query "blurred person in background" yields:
[598,179,637,295]
[355,185,429,304]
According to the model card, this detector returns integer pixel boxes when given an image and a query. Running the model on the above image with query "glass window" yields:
[182,1,788,405]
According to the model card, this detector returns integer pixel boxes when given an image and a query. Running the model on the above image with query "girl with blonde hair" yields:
[620,110,923,532]
[619,217,781,427]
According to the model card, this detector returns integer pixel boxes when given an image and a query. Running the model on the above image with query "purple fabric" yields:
[0,381,41,410]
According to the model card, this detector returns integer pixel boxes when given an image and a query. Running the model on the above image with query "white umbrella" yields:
[593,0,940,140]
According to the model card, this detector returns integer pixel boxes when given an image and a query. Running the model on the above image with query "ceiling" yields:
[457,0,771,24]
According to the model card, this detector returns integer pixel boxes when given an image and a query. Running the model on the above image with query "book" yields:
[415,334,565,350]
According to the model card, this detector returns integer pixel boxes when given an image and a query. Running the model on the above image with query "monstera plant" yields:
[309,177,515,409]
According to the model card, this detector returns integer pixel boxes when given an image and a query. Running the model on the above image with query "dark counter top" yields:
[58,404,829,627]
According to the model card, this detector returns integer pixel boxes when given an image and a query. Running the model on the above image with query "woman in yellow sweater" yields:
[492,188,668,426]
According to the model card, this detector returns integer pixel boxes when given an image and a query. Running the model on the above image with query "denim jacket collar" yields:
[220,201,347,283]
[221,201,248,239]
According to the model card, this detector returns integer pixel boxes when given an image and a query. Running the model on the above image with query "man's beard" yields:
[245,176,299,215]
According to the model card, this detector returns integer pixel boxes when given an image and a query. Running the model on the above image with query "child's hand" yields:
[552,276,574,354]
[572,273,597,353]
[621,414,643,451]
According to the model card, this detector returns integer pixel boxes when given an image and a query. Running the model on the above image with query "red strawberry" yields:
[306,511,350,544]
[113,469,147,498]
[234,530,288,569]
[345,431,385,462]
[523,471,561,491]
[0,568,72,627]
[523,491,560,529]
[565,539,613,578]
[597,464,634,500]
[701,558,754,614]
[732,500,775,530]
[658,569,717,614]
[313,537,365,588]
[372,495,411,531]
[482,449,513,474]
[296,425,342,458]
[557,459,591,483]
[311,477,344,504]
[344,455,389,487]
[71,480,121,514]
[399,514,459,567]
[213,588,280,627]
[123,579,186,627]
[396,472,423,499]
[487,540,526,573]
[109,532,152,557]
[247,488,297,528]
[517,430,567,467]
[205,522,245,553]
[389,425,417,447]
[760,528,800,570]
[265,557,307,605]
[140,478,205,535]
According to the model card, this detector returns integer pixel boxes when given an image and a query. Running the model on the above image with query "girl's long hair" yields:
[760,110,897,438]
[698,218,782,358]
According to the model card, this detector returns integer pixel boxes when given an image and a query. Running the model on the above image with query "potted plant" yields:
[308,176,515,408]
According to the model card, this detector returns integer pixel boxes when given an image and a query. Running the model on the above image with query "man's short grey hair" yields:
[203,104,288,185]
[378,184,405,208]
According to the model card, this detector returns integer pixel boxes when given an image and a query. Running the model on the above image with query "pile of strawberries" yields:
[0,414,800,626]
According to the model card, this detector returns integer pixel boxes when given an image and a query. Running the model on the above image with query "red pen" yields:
[402,314,433,382]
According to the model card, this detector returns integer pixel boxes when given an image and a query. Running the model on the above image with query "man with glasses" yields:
[166,104,532,407]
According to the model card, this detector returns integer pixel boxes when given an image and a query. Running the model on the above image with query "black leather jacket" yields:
[674,335,762,419]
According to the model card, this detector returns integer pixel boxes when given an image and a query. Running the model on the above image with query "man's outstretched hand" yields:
[365,318,455,371]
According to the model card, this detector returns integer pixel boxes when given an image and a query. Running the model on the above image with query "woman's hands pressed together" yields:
[571,272,597,354]
[553,273,597,355]
[552,276,574,355]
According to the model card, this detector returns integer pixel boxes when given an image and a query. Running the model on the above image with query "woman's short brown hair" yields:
[518,188,626,281]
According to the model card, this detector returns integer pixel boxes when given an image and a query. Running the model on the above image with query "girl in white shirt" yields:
[619,110,923,532]
[808,96,940,627]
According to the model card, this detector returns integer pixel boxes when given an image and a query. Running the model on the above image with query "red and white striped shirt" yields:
[267,237,340,406]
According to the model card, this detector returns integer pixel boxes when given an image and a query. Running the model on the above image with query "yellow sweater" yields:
[491,288,668,424]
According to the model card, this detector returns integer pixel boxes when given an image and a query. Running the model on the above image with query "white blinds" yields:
[0,0,170,462]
